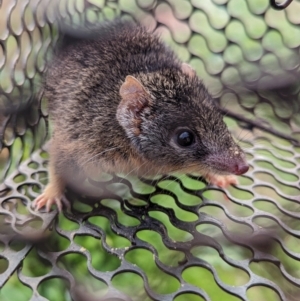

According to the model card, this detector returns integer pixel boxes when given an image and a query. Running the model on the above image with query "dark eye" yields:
[176,130,195,147]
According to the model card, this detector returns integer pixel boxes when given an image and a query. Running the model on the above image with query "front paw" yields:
[205,174,238,188]
[32,185,70,212]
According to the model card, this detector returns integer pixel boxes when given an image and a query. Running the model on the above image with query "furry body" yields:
[34,20,248,211]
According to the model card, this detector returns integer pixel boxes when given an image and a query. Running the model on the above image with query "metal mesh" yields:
[1,0,300,300]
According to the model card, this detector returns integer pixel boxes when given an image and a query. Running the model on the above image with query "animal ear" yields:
[117,76,150,137]
[119,75,147,101]
[181,63,196,78]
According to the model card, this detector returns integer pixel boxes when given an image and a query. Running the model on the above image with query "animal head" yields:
[117,63,248,176]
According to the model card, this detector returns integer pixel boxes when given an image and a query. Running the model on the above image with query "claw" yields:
[206,174,238,188]
[32,193,70,212]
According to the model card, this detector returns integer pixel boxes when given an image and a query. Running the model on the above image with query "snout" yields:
[204,151,249,176]
[233,162,249,175]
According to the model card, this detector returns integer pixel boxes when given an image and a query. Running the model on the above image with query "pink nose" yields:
[234,163,249,175]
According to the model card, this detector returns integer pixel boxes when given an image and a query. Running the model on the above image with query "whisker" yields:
[159,163,202,176]
[234,128,245,143]
[121,162,166,195]
[219,98,233,120]
[128,164,163,190]
[161,173,187,190]
[82,147,119,166]
[147,165,164,186]
[237,131,252,144]
[119,160,148,185]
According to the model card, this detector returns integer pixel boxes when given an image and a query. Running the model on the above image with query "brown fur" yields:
[34,20,248,211]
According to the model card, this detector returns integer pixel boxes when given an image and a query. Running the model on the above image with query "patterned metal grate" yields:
[1,0,300,300]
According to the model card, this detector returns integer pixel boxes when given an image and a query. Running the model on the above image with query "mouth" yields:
[208,163,249,176]
[204,157,249,176]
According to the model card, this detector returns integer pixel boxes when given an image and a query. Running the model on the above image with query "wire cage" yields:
[1,0,300,300]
